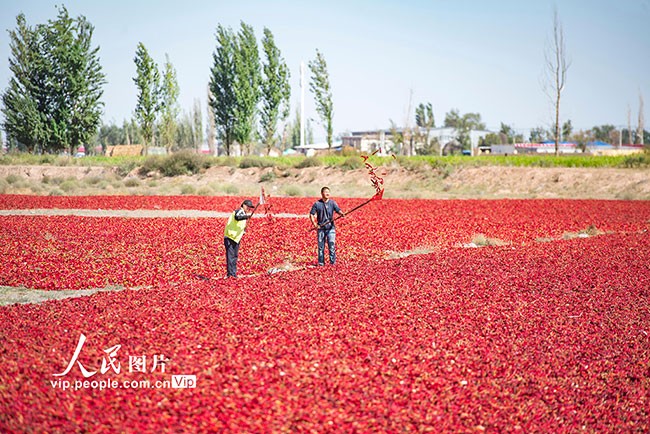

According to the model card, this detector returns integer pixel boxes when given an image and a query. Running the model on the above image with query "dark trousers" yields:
[224,237,240,277]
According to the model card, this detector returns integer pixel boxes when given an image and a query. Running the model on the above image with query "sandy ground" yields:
[1,163,649,199]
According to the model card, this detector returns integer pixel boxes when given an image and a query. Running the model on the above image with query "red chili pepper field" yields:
[0,194,648,432]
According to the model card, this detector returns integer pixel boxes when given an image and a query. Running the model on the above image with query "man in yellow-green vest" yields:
[224,199,255,278]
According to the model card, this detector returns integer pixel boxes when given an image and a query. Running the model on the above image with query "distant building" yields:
[584,141,644,156]
[490,144,516,155]
[295,141,343,157]
[106,144,144,156]
[514,141,578,154]
[341,127,493,155]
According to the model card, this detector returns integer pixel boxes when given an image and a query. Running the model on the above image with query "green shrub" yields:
[180,184,196,195]
[259,171,276,182]
[339,146,359,157]
[621,152,650,168]
[339,156,363,170]
[59,179,79,192]
[138,156,164,176]
[294,156,321,169]
[84,176,104,185]
[284,185,302,196]
[197,187,213,196]
[116,160,138,177]
[160,151,208,176]
[49,188,65,196]
[5,174,21,184]
[222,184,239,195]
[39,155,56,164]
[219,156,239,167]
[239,156,275,169]
[124,178,141,187]
[29,184,44,193]
[137,151,208,177]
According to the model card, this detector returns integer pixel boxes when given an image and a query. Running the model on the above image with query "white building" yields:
[341,127,494,155]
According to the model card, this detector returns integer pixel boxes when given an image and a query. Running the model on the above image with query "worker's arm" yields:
[234,209,251,221]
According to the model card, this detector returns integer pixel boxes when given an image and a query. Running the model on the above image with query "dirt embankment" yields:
[0,164,648,200]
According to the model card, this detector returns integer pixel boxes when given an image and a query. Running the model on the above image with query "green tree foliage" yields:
[133,42,161,155]
[415,102,436,154]
[591,124,616,142]
[481,133,502,147]
[529,127,549,143]
[499,123,514,144]
[2,7,105,154]
[123,118,142,145]
[562,119,572,140]
[209,25,237,156]
[160,54,180,153]
[233,22,261,155]
[415,103,435,130]
[444,109,485,152]
[94,122,124,149]
[260,27,291,155]
[308,49,334,150]
[569,129,594,152]
[175,111,194,150]
[1,14,45,153]
[389,120,404,154]
[92,119,142,153]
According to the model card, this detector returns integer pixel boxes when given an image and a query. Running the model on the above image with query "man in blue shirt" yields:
[309,186,345,266]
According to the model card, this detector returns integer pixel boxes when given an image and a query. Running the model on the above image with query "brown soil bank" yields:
[0,164,648,200]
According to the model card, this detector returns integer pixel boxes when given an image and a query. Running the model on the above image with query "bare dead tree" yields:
[638,92,645,145]
[543,8,570,156]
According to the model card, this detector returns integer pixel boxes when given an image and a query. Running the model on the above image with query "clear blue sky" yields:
[1,0,648,141]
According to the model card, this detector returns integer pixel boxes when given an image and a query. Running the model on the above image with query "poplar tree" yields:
[209,25,237,156]
[308,49,334,151]
[233,22,261,155]
[1,14,45,152]
[133,42,161,155]
[160,54,180,154]
[260,27,291,155]
[415,102,435,154]
[43,7,105,155]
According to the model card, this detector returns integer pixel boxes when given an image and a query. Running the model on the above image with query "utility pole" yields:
[404,89,413,156]
[638,91,645,145]
[300,61,305,147]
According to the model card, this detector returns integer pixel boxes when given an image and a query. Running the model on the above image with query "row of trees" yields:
[1,6,645,157]
[389,101,649,156]
[1,7,332,156]
[207,23,333,155]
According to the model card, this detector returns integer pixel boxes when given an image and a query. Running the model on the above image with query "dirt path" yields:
[0,209,305,218]
[1,164,649,199]
[0,285,130,305]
